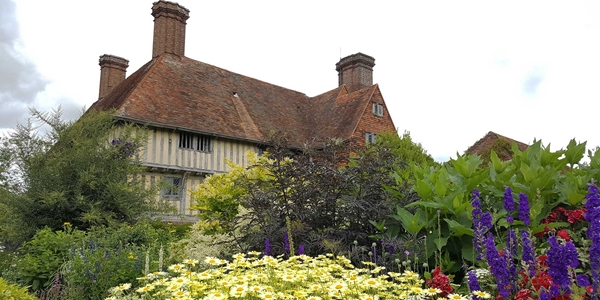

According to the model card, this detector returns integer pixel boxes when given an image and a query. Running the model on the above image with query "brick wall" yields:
[349,87,396,148]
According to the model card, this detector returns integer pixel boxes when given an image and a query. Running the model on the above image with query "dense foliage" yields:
[191,132,435,261]
[383,139,600,277]
[0,109,168,244]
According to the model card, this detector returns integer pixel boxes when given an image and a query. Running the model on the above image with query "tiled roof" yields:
[90,53,380,147]
[466,131,529,156]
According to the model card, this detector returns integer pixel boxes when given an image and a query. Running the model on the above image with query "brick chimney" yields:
[98,54,128,99]
[336,53,375,91]
[151,1,190,58]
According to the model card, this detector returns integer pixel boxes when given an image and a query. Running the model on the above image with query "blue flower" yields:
[468,270,482,300]
[547,236,579,294]
[472,189,493,259]
[518,192,530,225]
[520,230,536,277]
[485,233,511,298]
[586,183,600,296]
[264,238,271,256]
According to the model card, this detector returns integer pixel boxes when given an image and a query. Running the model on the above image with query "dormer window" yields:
[366,132,377,144]
[372,102,384,117]
[179,131,212,152]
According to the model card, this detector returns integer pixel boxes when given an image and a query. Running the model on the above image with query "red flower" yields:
[515,289,534,300]
[557,229,571,241]
[531,271,553,291]
[567,209,586,224]
[535,226,554,238]
[426,266,453,297]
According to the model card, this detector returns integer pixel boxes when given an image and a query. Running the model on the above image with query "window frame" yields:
[162,176,183,199]
[178,131,212,152]
[365,132,377,144]
[372,102,384,117]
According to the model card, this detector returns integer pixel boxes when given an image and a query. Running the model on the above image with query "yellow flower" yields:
[204,257,225,265]
[168,264,186,273]
[447,294,467,300]
[136,284,155,293]
[260,291,277,299]
[473,291,491,299]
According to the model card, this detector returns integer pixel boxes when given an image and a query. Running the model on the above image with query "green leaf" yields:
[445,218,474,237]
[567,193,585,206]
[415,179,433,198]
[490,150,505,173]
[405,201,446,210]
[564,139,586,167]
[434,237,448,251]
[520,162,534,183]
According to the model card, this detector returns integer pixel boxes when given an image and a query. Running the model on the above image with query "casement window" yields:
[179,131,212,152]
[162,177,182,199]
[372,102,384,117]
[365,132,377,144]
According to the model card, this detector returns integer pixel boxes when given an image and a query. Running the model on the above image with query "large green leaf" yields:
[564,139,586,167]
[445,218,474,237]
[434,237,448,251]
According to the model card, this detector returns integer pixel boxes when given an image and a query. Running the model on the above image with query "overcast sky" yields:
[3,0,600,162]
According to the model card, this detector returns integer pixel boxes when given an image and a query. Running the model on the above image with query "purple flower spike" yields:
[472,189,492,259]
[298,244,305,255]
[264,238,272,256]
[518,192,531,226]
[283,233,290,256]
[585,184,600,295]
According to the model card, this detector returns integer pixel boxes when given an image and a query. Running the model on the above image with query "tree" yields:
[191,131,437,259]
[0,108,167,244]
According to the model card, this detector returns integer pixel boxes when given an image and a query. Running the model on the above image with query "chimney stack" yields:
[151,1,190,58]
[336,53,375,92]
[98,54,129,99]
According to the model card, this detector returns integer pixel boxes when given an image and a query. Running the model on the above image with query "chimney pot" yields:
[151,1,190,58]
[98,54,129,99]
[336,53,375,92]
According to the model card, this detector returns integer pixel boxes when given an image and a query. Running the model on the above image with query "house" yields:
[88,1,397,220]
[466,131,528,161]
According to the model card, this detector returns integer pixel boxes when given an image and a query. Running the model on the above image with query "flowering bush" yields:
[107,253,481,300]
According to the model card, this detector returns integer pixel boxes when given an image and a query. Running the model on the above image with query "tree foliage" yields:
[191,131,437,259]
[0,108,166,244]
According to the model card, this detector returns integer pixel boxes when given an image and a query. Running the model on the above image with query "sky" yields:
[2,0,600,162]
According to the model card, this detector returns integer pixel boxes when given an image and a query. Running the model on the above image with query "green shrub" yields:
[16,224,85,291]
[0,277,36,300]
[56,221,182,299]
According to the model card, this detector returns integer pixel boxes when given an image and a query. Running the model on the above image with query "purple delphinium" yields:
[546,236,579,295]
[506,229,518,294]
[539,288,551,300]
[472,189,493,259]
[283,233,290,256]
[586,183,600,297]
[518,192,531,226]
[577,274,591,287]
[468,270,482,300]
[298,244,305,255]
[520,230,536,277]
[264,238,272,256]
[485,233,511,298]
[504,186,515,223]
